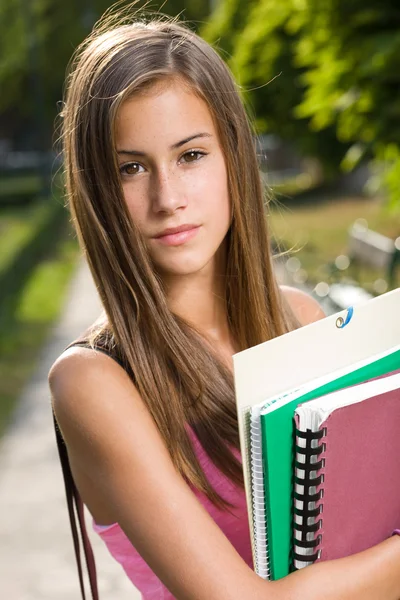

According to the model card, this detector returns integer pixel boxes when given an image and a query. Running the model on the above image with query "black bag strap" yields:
[53,340,119,600]
[53,413,99,600]
[53,340,127,598]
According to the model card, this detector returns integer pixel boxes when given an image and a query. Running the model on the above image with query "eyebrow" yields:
[116,132,213,156]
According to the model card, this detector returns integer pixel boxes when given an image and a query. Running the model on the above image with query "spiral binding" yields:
[242,409,257,565]
[249,407,270,579]
[292,427,327,569]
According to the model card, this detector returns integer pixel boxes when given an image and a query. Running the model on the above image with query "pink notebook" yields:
[293,371,400,568]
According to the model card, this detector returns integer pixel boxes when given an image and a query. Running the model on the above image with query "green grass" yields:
[0,175,42,197]
[0,200,56,270]
[269,194,400,292]
[0,231,80,435]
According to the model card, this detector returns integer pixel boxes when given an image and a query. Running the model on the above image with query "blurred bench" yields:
[327,224,400,311]
[348,223,400,287]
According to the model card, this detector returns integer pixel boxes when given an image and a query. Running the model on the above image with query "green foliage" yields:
[201,0,258,56]
[0,0,210,147]
[294,0,400,207]
[0,198,50,271]
[374,144,400,211]
[204,0,348,175]
[205,0,400,207]
[0,233,80,435]
[0,194,67,328]
[0,1,26,114]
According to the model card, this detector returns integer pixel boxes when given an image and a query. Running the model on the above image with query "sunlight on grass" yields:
[269,195,400,290]
[16,239,78,323]
[0,234,80,435]
[0,201,54,270]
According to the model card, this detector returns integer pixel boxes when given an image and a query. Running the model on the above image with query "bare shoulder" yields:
[48,345,174,510]
[281,285,326,326]
[48,346,144,442]
[49,345,127,392]
[49,345,126,401]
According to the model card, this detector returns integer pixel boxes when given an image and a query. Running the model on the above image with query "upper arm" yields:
[49,349,266,600]
[281,285,326,326]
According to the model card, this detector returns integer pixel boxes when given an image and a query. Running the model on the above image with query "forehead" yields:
[114,79,217,147]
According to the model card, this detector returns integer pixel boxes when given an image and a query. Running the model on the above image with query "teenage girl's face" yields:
[114,79,231,277]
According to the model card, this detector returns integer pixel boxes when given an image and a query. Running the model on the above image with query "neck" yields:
[161,247,237,362]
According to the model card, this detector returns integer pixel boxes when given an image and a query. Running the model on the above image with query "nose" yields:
[151,167,187,215]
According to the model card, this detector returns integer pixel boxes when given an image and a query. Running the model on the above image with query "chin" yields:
[154,255,214,278]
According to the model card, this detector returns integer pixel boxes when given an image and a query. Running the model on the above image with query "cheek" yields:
[123,186,147,228]
[207,162,231,226]
[196,154,230,211]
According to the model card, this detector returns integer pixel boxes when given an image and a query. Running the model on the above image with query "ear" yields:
[280,285,326,327]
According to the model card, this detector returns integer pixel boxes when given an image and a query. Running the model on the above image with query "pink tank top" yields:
[92,428,252,599]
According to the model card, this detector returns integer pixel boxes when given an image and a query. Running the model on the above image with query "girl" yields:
[49,9,400,600]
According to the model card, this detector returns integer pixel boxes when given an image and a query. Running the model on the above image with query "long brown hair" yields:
[60,7,299,507]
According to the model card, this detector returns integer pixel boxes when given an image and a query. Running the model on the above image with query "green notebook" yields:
[234,288,400,580]
[259,348,400,580]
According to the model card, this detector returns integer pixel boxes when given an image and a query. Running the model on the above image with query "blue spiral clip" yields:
[336,306,354,329]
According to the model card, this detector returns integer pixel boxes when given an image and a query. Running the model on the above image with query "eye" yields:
[180,150,207,164]
[119,162,145,176]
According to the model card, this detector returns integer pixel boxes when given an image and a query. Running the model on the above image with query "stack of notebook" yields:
[233,287,400,580]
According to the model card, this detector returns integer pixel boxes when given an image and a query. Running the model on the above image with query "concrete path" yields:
[0,258,141,599]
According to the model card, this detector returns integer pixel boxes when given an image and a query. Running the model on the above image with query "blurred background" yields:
[0,0,399,595]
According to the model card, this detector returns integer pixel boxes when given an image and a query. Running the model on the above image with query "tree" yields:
[201,0,259,57]
[0,0,211,149]
[204,0,400,206]
[203,0,348,176]
[294,0,400,208]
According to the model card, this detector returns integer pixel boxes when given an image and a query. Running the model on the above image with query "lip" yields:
[154,224,199,238]
[153,225,200,247]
